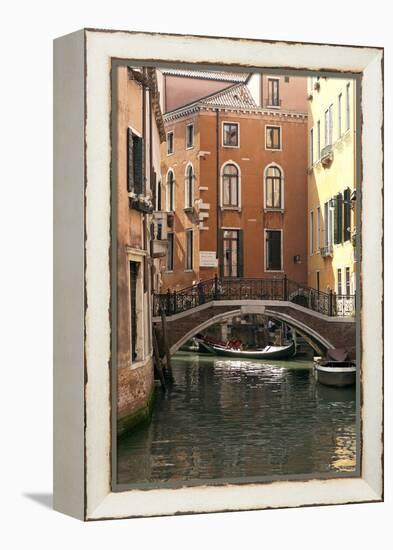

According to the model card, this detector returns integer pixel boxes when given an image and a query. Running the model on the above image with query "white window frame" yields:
[263,162,284,210]
[267,77,280,108]
[166,232,175,273]
[166,168,175,212]
[185,228,193,272]
[338,92,343,137]
[222,121,240,148]
[220,160,241,209]
[346,82,351,131]
[265,124,282,151]
[264,228,284,273]
[184,162,194,209]
[186,123,194,150]
[167,130,174,155]
[310,127,314,166]
[310,210,314,256]
[127,250,146,367]
[316,206,321,252]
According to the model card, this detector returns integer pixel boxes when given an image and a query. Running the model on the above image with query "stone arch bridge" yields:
[153,277,356,358]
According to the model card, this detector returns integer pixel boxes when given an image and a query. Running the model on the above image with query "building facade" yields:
[116,65,166,435]
[307,76,357,306]
[158,71,309,291]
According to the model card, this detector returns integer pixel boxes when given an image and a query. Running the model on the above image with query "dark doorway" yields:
[130,261,139,361]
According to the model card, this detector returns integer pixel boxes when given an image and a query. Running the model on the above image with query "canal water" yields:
[117,353,357,487]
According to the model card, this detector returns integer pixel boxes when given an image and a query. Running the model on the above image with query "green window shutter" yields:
[127,128,134,192]
[343,188,351,241]
[238,230,244,277]
[133,136,144,195]
[337,193,343,243]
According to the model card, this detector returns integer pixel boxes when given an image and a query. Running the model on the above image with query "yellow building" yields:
[307,76,356,311]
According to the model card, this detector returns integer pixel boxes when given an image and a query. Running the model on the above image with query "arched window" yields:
[166,170,175,212]
[265,165,283,209]
[222,163,239,207]
[185,164,194,208]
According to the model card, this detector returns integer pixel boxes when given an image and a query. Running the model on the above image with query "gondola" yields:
[199,339,297,360]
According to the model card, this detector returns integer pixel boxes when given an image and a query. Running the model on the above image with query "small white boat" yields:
[314,349,356,387]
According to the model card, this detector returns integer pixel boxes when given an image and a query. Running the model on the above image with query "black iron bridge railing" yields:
[153,276,356,318]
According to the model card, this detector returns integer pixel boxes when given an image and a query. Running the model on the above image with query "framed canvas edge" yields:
[54,29,383,521]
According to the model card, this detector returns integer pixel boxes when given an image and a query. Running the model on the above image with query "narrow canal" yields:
[117,353,357,486]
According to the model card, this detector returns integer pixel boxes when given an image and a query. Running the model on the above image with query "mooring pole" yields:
[152,326,167,392]
[160,309,174,383]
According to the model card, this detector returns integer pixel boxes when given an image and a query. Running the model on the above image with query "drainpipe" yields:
[215,108,220,273]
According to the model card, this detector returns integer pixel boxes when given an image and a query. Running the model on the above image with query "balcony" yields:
[320,244,333,258]
[320,144,333,167]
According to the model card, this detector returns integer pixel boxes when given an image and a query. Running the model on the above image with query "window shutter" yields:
[127,129,134,192]
[333,195,340,244]
[343,188,351,241]
[133,136,144,195]
[337,192,343,243]
[238,230,244,277]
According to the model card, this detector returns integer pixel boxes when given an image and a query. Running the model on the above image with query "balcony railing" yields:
[153,276,356,319]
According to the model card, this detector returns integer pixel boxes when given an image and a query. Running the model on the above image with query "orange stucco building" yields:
[158,71,309,291]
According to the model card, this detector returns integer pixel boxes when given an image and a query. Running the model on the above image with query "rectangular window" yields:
[129,261,140,361]
[186,124,194,149]
[337,268,342,295]
[324,105,333,146]
[316,271,320,292]
[345,267,351,296]
[316,206,321,252]
[310,210,314,255]
[266,126,281,150]
[346,83,351,131]
[334,193,343,244]
[223,123,239,147]
[167,233,174,271]
[268,78,280,106]
[127,129,144,195]
[310,128,314,166]
[324,202,329,246]
[266,230,282,271]
[317,120,321,159]
[167,131,174,154]
[222,229,242,277]
[338,93,342,137]
[328,202,333,247]
[343,188,351,241]
[185,230,193,270]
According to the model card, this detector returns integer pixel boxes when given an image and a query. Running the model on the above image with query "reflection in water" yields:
[117,353,357,485]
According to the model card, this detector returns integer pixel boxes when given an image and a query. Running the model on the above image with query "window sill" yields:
[221,206,241,212]
[264,208,284,213]
[265,147,282,152]
[266,104,281,109]
[186,145,194,150]
[222,144,240,149]
[265,269,284,273]
[167,151,174,156]
[184,269,194,273]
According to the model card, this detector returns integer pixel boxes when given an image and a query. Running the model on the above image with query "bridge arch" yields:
[169,305,334,356]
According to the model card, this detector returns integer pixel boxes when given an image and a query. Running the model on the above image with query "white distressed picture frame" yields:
[53,29,383,521]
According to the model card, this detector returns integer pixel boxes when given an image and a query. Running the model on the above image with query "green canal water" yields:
[117,352,357,487]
